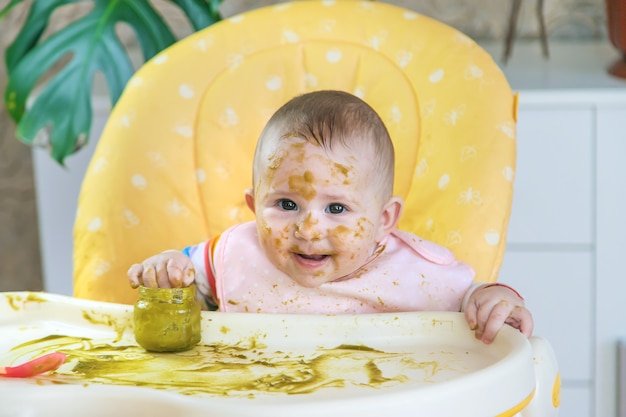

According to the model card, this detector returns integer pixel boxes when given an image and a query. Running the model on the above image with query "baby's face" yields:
[251,136,389,287]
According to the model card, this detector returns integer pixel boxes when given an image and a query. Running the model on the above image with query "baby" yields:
[128,90,532,344]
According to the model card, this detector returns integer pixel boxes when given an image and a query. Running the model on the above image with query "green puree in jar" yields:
[133,285,201,352]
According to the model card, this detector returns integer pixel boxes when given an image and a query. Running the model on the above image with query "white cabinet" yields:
[501,105,597,417]
[595,104,626,417]
[508,107,594,244]
[503,98,626,417]
[489,40,626,417]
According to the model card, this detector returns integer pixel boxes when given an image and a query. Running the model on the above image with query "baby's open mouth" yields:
[296,253,328,261]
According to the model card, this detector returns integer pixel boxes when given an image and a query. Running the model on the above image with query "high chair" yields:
[67,1,560,415]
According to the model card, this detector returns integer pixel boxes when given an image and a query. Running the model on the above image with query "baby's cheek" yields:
[273,226,291,249]
[259,218,272,237]
[329,224,369,245]
[257,219,273,250]
[355,217,374,238]
[329,225,352,243]
[259,220,290,251]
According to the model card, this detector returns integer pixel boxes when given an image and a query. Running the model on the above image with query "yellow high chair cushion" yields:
[74,0,517,304]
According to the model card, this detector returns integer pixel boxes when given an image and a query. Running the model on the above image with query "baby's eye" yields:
[327,203,346,214]
[278,199,298,211]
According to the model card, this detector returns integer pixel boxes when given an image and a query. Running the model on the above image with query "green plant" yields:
[1,0,223,165]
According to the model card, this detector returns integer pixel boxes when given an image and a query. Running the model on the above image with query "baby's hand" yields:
[127,250,195,289]
[464,284,533,344]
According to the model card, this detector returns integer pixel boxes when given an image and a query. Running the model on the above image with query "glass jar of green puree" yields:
[133,285,201,352]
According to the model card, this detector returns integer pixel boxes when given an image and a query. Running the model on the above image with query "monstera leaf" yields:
[1,0,222,165]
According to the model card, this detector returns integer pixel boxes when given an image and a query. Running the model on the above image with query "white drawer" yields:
[559,385,592,417]
[498,251,593,381]
[508,107,593,244]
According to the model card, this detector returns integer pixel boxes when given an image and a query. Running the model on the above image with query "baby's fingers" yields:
[476,301,511,344]
[127,264,144,288]
[140,263,159,288]
[182,264,196,287]
[505,306,534,338]
[166,259,195,288]
[463,300,479,331]
[154,260,173,288]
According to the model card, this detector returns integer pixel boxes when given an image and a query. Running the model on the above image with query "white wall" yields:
[33,98,109,295]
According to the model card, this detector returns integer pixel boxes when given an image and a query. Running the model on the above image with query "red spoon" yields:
[0,352,67,378]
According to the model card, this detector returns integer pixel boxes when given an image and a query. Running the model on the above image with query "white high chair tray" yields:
[0,292,535,417]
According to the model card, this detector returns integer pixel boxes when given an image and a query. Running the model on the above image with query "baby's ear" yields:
[377,196,404,241]
[244,189,255,213]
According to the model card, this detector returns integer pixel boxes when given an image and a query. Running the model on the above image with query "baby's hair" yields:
[255,90,395,197]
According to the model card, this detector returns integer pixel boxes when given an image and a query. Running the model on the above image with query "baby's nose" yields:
[294,214,324,241]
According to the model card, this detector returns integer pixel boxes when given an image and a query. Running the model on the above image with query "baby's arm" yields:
[182,243,219,310]
[127,250,196,288]
[462,283,533,344]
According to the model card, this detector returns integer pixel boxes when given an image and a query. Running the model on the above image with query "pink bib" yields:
[208,222,474,314]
